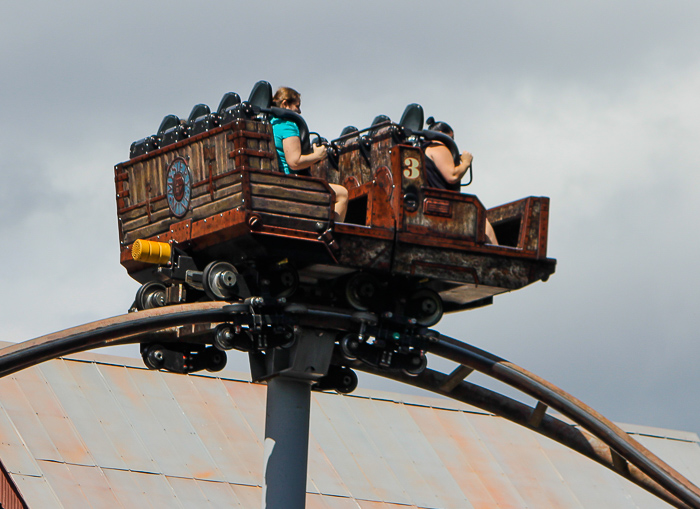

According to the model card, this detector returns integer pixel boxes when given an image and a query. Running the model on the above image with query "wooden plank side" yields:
[254,212,330,232]
[249,172,329,192]
[250,183,331,205]
[250,196,329,220]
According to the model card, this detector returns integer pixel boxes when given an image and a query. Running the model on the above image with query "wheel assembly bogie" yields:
[140,342,227,374]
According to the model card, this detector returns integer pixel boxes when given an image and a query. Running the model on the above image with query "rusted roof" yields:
[0,344,699,508]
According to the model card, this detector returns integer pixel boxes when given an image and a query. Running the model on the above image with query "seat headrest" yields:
[270,106,310,153]
[340,125,359,137]
[217,92,241,114]
[157,114,180,135]
[371,114,391,126]
[399,103,424,132]
[421,130,461,166]
[248,81,273,109]
[188,104,211,123]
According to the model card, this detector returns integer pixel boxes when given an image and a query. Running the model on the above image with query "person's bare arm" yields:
[425,144,472,185]
[282,136,327,171]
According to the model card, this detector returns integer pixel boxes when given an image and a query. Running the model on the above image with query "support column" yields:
[262,376,312,509]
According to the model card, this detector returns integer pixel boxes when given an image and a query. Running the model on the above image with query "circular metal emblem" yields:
[166,158,192,218]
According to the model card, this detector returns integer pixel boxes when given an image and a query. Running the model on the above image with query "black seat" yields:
[158,114,180,135]
[269,106,310,153]
[248,80,273,110]
[188,103,218,136]
[217,92,245,125]
[159,114,188,148]
[217,92,241,114]
[188,104,211,123]
[340,125,359,137]
[129,135,159,159]
[399,103,424,133]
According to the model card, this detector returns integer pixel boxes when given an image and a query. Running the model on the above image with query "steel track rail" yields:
[0,302,248,378]
[352,364,693,509]
[0,302,698,508]
[426,334,700,509]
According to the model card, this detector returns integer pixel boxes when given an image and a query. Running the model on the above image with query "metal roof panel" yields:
[194,479,245,508]
[187,375,261,485]
[65,463,124,509]
[101,468,156,509]
[6,474,61,508]
[311,392,405,502]
[167,475,213,507]
[99,364,190,477]
[307,395,378,502]
[0,375,62,463]
[38,459,93,507]
[75,363,159,473]
[128,370,223,481]
[0,403,42,477]
[38,360,127,471]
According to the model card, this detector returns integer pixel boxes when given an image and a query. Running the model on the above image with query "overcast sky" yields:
[1,1,700,435]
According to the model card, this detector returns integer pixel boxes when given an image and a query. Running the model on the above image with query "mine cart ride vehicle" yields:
[115,81,556,381]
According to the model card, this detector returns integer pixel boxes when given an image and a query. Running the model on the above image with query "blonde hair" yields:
[272,86,301,107]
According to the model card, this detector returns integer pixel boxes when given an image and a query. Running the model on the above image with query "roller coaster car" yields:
[115,84,555,328]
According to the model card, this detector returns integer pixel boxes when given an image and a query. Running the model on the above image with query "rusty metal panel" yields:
[167,475,212,507]
[221,379,267,447]
[229,483,261,507]
[72,363,158,473]
[310,392,408,504]
[38,360,127,471]
[6,475,60,508]
[0,403,41,477]
[0,461,25,509]
[405,403,501,509]
[65,463,123,509]
[0,374,62,463]
[307,394,378,502]
[96,363,182,475]
[14,366,93,466]
[187,375,261,485]
[433,410,527,508]
[101,468,156,509]
[635,434,700,486]
[306,430,352,498]
[346,396,436,506]
[39,460,92,507]
[194,479,244,508]
[315,494,369,508]
[531,432,639,509]
[127,472,183,509]
[466,413,587,508]
[352,397,470,509]
[127,367,220,480]
[164,373,256,485]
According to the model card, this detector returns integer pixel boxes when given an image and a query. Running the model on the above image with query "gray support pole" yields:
[262,376,312,509]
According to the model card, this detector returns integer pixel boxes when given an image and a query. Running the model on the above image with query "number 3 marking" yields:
[403,157,420,179]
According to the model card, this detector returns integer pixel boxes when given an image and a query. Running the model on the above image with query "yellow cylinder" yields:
[132,239,172,265]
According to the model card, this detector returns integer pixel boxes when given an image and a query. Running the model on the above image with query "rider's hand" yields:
[313,144,328,161]
[460,151,473,167]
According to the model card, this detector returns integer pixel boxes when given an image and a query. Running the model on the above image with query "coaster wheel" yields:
[142,344,166,370]
[402,351,428,377]
[339,334,361,360]
[268,264,299,298]
[406,288,443,326]
[334,366,358,394]
[135,282,167,311]
[203,261,239,301]
[345,272,380,311]
[204,347,227,372]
